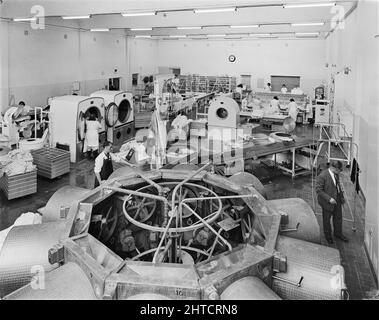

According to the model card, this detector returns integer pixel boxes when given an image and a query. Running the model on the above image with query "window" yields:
[271,75,300,92]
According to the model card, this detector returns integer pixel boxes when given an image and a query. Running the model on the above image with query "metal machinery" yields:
[49,95,106,162]
[207,97,240,143]
[90,90,134,149]
[0,164,347,300]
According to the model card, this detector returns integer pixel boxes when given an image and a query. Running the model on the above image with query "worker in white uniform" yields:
[265,82,272,92]
[84,113,102,159]
[287,98,299,121]
[266,96,280,115]
[281,84,288,94]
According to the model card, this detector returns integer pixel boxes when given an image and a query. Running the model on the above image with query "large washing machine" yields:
[49,95,106,162]
[90,90,135,149]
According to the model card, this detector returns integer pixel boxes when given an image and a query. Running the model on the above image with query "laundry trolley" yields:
[90,90,135,150]
[49,95,106,162]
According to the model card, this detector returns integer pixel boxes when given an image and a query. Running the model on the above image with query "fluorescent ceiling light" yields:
[208,34,226,37]
[296,32,319,36]
[90,28,109,32]
[194,7,236,13]
[177,26,202,30]
[62,15,90,20]
[122,12,156,17]
[135,35,151,38]
[250,33,271,37]
[291,22,324,26]
[284,2,336,8]
[130,28,153,31]
[230,25,259,28]
[169,35,187,38]
[13,17,37,22]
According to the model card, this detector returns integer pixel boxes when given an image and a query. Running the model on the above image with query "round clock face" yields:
[229,55,236,62]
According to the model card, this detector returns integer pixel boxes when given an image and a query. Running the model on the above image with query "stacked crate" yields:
[31,147,70,179]
[0,169,37,200]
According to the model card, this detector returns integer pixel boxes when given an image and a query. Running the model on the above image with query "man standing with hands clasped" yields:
[316,161,349,244]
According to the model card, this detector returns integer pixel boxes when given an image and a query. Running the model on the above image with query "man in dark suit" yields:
[316,161,349,244]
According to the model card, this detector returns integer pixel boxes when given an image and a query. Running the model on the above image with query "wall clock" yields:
[228,54,236,62]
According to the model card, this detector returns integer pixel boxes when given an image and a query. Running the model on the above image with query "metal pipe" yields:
[105,186,168,204]
[156,239,172,263]
[170,161,212,211]
[152,210,177,264]
[181,203,232,252]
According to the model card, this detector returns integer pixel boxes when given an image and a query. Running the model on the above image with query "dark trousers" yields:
[322,203,343,239]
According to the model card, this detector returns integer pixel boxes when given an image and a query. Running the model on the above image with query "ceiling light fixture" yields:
[90,28,109,32]
[230,25,259,28]
[122,12,156,17]
[169,35,187,38]
[291,22,324,26]
[135,35,151,38]
[208,34,226,37]
[62,15,90,20]
[130,28,153,31]
[13,17,37,22]
[177,26,202,30]
[250,33,271,37]
[296,32,319,36]
[194,7,236,13]
[283,2,336,9]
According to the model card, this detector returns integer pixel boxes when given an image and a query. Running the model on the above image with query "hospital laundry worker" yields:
[286,98,299,121]
[266,96,281,115]
[83,113,102,159]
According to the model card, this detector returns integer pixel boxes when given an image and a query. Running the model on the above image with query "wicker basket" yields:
[31,147,70,179]
[0,169,37,200]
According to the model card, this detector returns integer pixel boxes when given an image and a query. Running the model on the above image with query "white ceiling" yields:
[1,0,358,39]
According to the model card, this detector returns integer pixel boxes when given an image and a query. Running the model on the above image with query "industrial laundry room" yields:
[0,0,378,302]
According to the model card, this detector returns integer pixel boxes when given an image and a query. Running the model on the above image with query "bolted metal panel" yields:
[0,221,66,298]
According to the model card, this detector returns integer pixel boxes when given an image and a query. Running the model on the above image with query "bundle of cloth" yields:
[116,139,150,164]
[0,149,36,177]
[0,212,42,253]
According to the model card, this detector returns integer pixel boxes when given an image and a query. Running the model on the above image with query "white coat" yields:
[84,120,102,151]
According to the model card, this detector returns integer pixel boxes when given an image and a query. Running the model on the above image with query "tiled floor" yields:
[0,124,377,299]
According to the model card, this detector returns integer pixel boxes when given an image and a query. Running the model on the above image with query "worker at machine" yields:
[286,98,299,121]
[83,113,102,159]
[265,82,272,92]
[266,96,280,115]
[316,161,349,244]
[12,101,32,120]
[94,141,130,187]
[281,84,288,94]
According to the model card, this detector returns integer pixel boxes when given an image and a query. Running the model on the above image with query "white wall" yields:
[157,39,327,96]
[326,0,379,277]
[1,19,127,110]
[126,38,158,90]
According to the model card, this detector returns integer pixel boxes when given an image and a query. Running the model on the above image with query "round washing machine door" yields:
[104,102,119,127]
[118,98,132,124]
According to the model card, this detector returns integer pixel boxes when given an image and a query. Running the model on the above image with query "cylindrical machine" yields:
[0,221,66,298]
[4,262,97,300]
[42,186,89,222]
[268,198,321,243]
[273,236,346,300]
[220,276,281,300]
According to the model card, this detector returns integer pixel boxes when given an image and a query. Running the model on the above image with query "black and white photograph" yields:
[0,0,378,306]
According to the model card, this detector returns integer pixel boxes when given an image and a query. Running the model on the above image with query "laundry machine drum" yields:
[105,102,119,127]
[84,106,102,120]
[118,99,132,124]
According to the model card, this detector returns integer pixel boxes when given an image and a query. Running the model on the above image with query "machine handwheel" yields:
[92,205,118,243]
[124,196,157,223]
